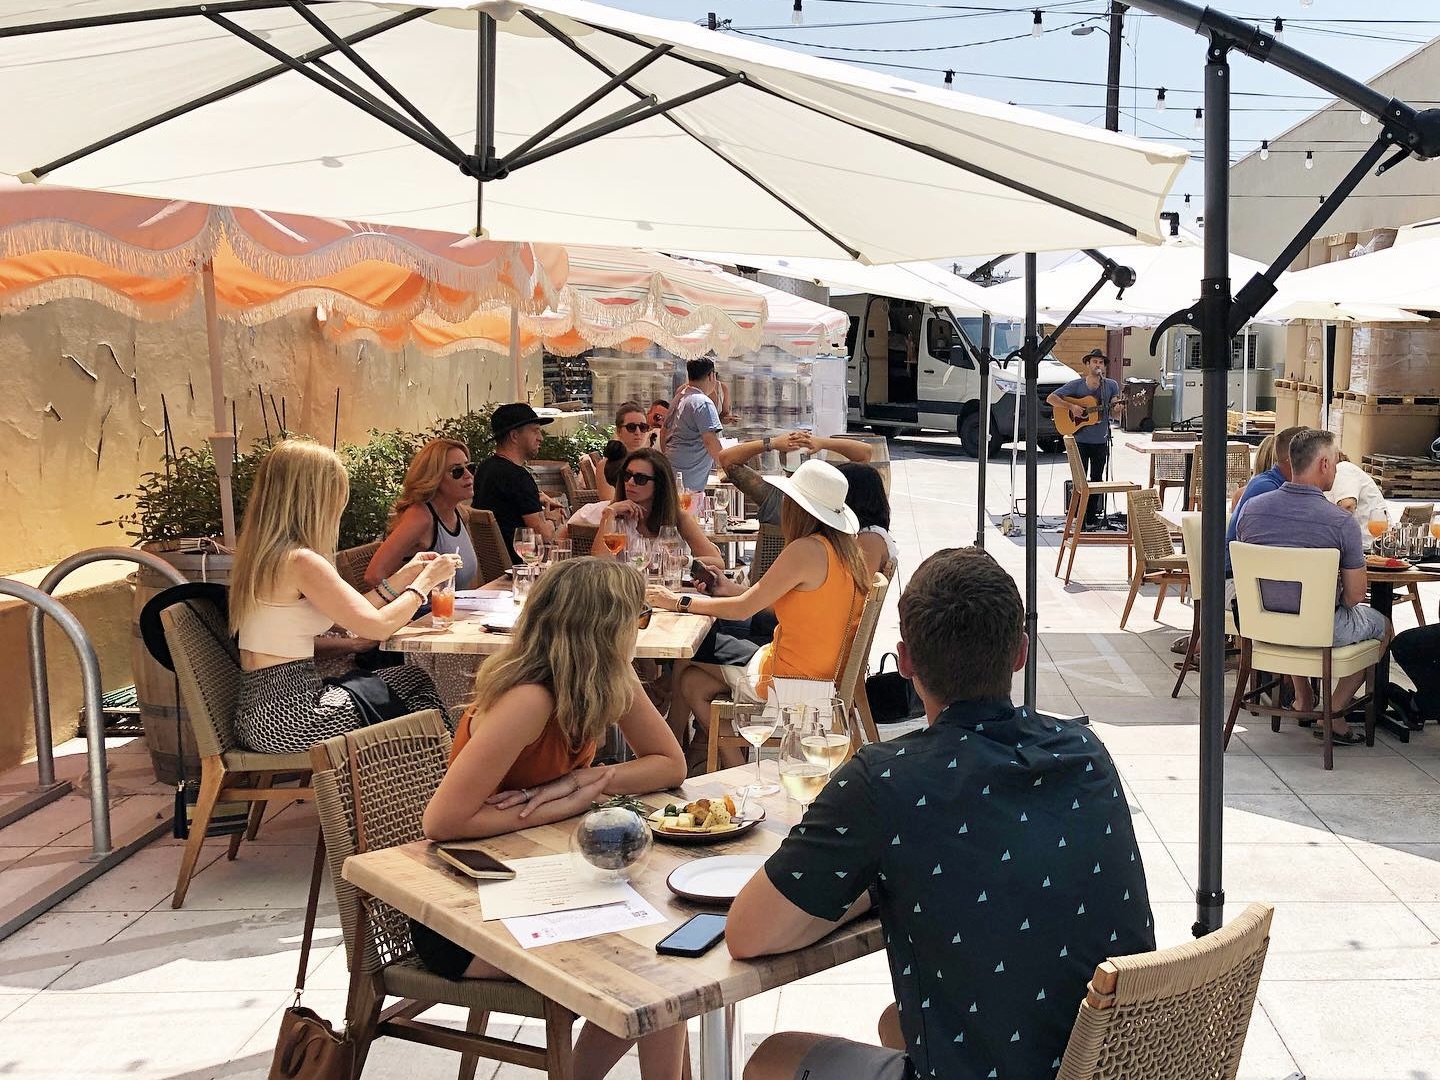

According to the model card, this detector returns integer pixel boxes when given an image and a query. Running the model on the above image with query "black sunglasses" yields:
[637,606,653,630]
[623,470,655,486]
[448,462,477,479]
[619,422,649,435]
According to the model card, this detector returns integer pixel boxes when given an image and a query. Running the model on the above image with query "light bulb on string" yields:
[1360,110,1372,126]
[791,0,803,27]
[1031,10,1043,38]
[1156,87,1167,112]
[1194,107,1203,131]
[943,70,955,88]
[1305,150,1314,170]
[1183,193,1191,207]
[1260,140,1270,161]
[1273,17,1284,41]
[1300,0,1313,8]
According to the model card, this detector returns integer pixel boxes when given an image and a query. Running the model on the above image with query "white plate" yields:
[666,854,767,903]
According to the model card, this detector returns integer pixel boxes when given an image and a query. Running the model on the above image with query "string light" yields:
[1305,150,1315,169]
[943,69,955,87]
[1031,10,1043,39]
[1183,193,1191,206]
[1273,17,1284,41]
[791,0,803,27]
[1193,107,1203,131]
[1360,110,1372,125]
[1260,140,1270,160]
[1156,87,1167,112]
[1300,0,1314,8]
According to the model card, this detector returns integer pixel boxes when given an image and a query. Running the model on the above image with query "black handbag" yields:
[864,652,924,725]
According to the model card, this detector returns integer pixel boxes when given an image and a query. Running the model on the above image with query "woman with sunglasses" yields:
[589,447,723,567]
[421,558,687,1080]
[366,438,480,590]
[593,401,655,502]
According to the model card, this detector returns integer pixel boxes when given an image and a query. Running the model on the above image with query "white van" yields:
[833,294,1076,457]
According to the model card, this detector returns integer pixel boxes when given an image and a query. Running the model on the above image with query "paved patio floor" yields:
[1,436,1438,1080]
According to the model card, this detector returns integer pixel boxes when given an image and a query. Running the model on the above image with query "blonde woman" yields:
[231,440,461,755]
[420,558,686,1080]
[366,438,479,590]
[646,460,868,768]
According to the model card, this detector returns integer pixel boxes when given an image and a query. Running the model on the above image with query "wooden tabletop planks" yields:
[342,767,884,1040]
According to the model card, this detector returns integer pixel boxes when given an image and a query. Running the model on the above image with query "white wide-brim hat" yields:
[763,458,860,535]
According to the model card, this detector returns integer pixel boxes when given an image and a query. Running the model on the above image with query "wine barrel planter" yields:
[131,542,233,784]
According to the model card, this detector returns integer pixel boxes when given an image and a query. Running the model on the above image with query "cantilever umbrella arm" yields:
[1127,0,1440,942]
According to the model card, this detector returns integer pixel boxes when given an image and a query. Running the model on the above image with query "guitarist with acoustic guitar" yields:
[1046,349,1125,529]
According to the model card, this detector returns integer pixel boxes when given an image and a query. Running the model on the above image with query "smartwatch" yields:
[762,435,772,452]
[679,594,693,612]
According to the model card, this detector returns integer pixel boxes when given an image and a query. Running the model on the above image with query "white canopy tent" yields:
[1272,223,1440,313]
[0,0,1184,262]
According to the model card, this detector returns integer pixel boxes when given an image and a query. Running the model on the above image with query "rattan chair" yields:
[842,560,898,747]
[575,455,601,507]
[1120,490,1189,630]
[1172,512,1239,698]
[527,460,574,517]
[1056,903,1275,1080]
[308,712,575,1080]
[468,509,512,585]
[567,523,600,556]
[1148,449,1189,509]
[750,523,786,582]
[160,599,314,908]
[706,569,891,773]
[1056,435,1139,586]
[1396,504,1433,625]
[1189,443,1253,512]
[1226,542,1383,770]
[335,540,383,591]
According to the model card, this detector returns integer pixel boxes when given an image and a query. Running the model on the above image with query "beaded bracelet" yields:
[377,577,398,602]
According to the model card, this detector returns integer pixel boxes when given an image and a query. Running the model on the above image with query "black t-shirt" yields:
[471,455,541,564]
[764,698,1155,1080]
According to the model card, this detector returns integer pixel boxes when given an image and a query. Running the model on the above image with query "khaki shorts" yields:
[792,1038,909,1080]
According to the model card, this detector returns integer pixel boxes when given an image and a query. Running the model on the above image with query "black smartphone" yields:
[689,559,721,592]
[656,912,728,957]
[434,844,517,880]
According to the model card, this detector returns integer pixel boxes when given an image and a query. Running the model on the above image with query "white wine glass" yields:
[778,720,829,813]
[802,698,852,775]
[734,703,780,797]
[713,485,734,518]
[514,527,541,567]
[626,534,652,575]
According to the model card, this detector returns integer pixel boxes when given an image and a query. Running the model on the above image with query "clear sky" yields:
[606,0,1440,270]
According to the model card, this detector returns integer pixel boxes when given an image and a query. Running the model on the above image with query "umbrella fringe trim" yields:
[0,215,224,279]
[0,276,197,322]
[223,285,517,328]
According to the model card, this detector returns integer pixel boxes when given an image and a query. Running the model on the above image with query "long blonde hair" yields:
[780,495,869,594]
[389,438,472,531]
[1252,434,1276,476]
[230,439,349,634]
[472,559,644,749]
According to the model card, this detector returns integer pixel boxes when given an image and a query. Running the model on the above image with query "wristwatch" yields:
[762,435,772,452]
[679,594,693,612]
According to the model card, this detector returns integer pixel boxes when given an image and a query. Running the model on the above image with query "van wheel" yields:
[959,412,1001,458]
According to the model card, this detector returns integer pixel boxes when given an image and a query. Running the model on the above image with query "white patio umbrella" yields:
[1269,230,1440,313]
[0,1,1184,262]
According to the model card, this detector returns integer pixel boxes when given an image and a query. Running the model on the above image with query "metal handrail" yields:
[23,548,186,857]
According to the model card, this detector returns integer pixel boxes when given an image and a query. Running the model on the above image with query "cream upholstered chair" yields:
[1056,903,1274,1080]
[1119,490,1189,631]
[1056,435,1139,586]
[1226,542,1384,770]
[1171,512,1239,698]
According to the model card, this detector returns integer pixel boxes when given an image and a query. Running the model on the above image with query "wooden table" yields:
[1125,437,1202,506]
[383,576,715,659]
[342,766,884,1080]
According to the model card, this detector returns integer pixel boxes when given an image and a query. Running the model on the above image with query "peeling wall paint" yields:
[0,297,512,575]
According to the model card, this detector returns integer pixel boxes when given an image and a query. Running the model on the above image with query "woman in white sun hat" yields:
[647,458,869,770]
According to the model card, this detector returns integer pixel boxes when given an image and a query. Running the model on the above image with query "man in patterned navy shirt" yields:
[727,546,1154,1080]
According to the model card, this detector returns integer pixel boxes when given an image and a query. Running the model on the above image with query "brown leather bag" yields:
[268,738,367,1080]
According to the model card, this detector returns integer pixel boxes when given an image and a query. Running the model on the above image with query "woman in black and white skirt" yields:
[229,439,462,755]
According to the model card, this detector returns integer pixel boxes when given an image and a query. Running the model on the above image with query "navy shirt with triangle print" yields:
[764,698,1155,1079]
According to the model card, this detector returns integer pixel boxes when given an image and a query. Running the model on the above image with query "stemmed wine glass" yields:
[626,534,652,576]
[734,702,780,797]
[713,485,734,519]
[1367,508,1389,543]
[514,527,541,568]
[801,697,853,775]
[778,713,829,813]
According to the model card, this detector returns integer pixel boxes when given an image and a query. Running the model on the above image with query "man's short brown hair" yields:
[898,547,1024,704]
[1274,425,1306,467]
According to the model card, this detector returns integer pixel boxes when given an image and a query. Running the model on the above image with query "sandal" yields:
[1312,727,1366,745]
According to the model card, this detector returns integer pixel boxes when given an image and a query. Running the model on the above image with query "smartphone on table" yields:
[434,844,517,880]
[655,912,727,957]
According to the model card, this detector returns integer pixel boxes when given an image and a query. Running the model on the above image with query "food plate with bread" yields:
[646,796,765,845]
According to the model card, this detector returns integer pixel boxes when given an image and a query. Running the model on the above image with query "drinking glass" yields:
[627,535,652,575]
[801,698,853,775]
[713,485,734,518]
[778,718,829,812]
[657,525,682,550]
[1431,515,1440,545]
[514,527,541,566]
[601,528,628,557]
[1367,508,1389,541]
[645,539,665,582]
[734,703,780,797]
[549,538,573,563]
[429,575,456,629]
[678,488,695,515]
[512,563,533,602]
[663,550,686,590]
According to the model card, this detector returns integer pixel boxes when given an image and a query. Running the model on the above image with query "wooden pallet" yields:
[1362,454,1440,497]
[1336,390,1440,407]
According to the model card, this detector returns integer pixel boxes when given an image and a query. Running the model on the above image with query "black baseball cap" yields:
[1084,348,1107,360]
[490,402,554,441]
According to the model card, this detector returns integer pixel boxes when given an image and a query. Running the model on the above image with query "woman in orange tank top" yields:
[419,558,686,1080]
[646,460,870,769]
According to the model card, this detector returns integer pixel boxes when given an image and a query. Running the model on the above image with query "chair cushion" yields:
[222,749,315,773]
[1086,482,1142,494]
[383,956,548,1016]
[1149,556,1189,572]
[1249,639,1383,680]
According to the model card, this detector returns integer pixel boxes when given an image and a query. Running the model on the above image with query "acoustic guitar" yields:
[1052,393,1128,437]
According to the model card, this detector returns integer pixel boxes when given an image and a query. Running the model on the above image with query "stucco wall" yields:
[0,295,517,771]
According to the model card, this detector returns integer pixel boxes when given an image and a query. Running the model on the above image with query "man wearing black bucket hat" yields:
[472,403,564,563]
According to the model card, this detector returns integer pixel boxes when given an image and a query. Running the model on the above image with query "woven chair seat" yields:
[1088,481,1142,495]
[1150,554,1189,572]
[383,957,548,1017]
[221,749,314,773]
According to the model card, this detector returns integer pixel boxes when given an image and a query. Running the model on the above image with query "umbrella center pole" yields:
[473,12,498,238]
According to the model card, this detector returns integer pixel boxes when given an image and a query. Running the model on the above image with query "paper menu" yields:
[501,886,665,949]
[477,853,634,920]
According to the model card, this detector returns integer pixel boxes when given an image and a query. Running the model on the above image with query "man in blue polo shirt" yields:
[1225,424,1303,577]
[727,546,1154,1080]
